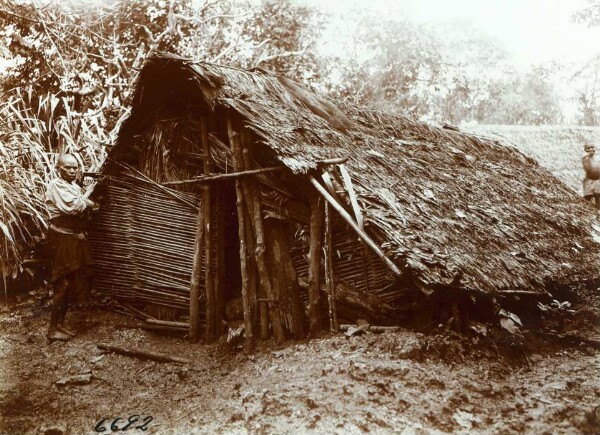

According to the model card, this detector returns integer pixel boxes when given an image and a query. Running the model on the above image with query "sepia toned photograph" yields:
[1,0,599,433]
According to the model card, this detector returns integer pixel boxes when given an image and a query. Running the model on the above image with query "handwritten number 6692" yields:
[94,415,153,432]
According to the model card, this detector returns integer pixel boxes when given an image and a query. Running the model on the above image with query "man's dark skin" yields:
[582,144,600,212]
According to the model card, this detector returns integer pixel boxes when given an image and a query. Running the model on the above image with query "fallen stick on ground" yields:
[97,343,190,364]
[339,324,403,333]
[146,318,188,328]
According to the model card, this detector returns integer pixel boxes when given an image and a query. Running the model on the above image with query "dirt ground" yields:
[1,302,600,435]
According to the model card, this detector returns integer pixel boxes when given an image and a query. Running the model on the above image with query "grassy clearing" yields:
[469,125,600,194]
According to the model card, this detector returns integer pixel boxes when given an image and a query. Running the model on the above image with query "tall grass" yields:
[0,87,113,300]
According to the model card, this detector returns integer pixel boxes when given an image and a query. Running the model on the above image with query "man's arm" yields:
[47,181,93,215]
[583,155,592,174]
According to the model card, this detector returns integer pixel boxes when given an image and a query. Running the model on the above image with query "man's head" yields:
[57,154,79,182]
[585,144,596,156]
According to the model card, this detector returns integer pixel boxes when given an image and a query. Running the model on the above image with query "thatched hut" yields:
[88,53,600,344]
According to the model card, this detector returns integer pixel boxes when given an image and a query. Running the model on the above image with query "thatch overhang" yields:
[112,53,600,295]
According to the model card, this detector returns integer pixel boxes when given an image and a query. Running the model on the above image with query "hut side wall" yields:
[288,212,409,324]
[88,170,202,321]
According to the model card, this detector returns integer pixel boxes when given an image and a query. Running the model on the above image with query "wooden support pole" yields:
[308,192,324,335]
[215,190,226,337]
[202,116,216,342]
[245,208,263,338]
[239,132,265,339]
[308,175,403,277]
[324,202,338,332]
[264,220,306,339]
[227,117,254,352]
[339,164,364,229]
[162,166,287,185]
[189,197,205,342]
[242,147,285,343]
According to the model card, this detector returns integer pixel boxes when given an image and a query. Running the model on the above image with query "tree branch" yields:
[253,48,307,68]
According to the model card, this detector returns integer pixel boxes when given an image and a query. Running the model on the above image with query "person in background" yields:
[45,154,97,341]
[582,143,600,214]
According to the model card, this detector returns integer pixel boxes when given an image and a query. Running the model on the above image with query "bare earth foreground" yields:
[1,307,599,435]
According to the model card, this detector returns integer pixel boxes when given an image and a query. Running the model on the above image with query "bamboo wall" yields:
[88,170,202,318]
[288,213,409,323]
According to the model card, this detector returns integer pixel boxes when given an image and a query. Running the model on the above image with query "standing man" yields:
[46,154,96,341]
[582,143,600,214]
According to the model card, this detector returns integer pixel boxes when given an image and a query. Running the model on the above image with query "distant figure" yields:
[45,154,97,341]
[582,144,600,213]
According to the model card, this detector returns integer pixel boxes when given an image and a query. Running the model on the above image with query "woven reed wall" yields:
[289,213,406,318]
[88,171,202,314]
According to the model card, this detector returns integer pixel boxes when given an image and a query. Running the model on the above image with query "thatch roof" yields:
[467,125,600,194]
[114,53,600,294]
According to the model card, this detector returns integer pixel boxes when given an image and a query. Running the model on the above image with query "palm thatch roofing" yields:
[113,53,600,295]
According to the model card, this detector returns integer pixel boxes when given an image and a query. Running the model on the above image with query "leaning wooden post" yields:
[308,192,324,335]
[201,116,216,342]
[324,202,338,332]
[189,203,205,342]
[308,175,403,278]
[227,116,254,351]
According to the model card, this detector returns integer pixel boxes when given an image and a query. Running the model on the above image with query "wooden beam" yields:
[241,147,286,343]
[339,164,364,229]
[308,192,324,335]
[188,197,205,342]
[309,175,403,277]
[324,202,338,332]
[108,158,198,210]
[497,290,543,296]
[97,343,189,364]
[227,116,254,352]
[146,319,188,328]
[162,166,287,185]
[238,136,266,340]
[321,172,344,205]
[215,189,226,339]
[202,116,216,342]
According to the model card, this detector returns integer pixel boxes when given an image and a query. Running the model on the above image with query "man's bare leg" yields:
[57,305,76,337]
[57,270,84,337]
[47,278,71,341]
